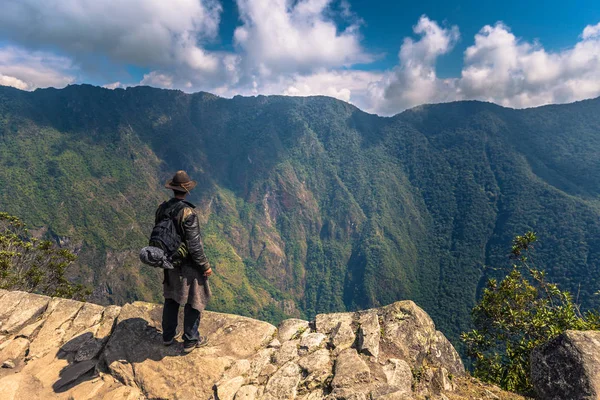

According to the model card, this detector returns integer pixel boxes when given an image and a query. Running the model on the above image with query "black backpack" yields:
[149,200,189,258]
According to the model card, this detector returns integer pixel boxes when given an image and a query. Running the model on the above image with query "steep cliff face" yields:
[0,289,523,399]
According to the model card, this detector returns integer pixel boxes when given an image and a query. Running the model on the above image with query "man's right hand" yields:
[204,267,213,278]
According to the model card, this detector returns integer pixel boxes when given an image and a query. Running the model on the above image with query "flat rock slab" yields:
[427,331,464,376]
[331,348,371,389]
[382,359,412,394]
[0,337,29,364]
[216,375,246,400]
[299,349,331,374]
[273,339,300,365]
[0,291,29,326]
[236,385,261,400]
[315,312,355,335]
[1,293,49,334]
[299,333,327,355]
[358,311,380,358]
[28,298,84,359]
[330,320,356,352]
[264,361,302,400]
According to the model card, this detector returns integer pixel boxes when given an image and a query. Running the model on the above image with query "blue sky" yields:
[0,0,599,115]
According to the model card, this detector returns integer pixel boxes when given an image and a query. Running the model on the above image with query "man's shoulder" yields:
[179,201,197,220]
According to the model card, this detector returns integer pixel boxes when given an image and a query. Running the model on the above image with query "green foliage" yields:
[0,212,89,300]
[462,232,600,395]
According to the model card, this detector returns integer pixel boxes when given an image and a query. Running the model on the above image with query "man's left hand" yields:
[204,267,213,278]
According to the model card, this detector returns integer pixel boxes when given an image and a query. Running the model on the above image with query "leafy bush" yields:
[0,212,89,300]
[462,232,600,395]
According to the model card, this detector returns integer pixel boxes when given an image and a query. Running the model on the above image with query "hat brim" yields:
[165,179,197,192]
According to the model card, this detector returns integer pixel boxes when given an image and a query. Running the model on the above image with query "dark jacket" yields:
[155,198,211,311]
[154,198,210,272]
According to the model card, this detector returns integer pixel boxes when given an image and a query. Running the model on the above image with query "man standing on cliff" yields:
[155,170,212,353]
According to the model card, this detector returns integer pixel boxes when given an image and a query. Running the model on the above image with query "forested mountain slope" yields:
[1,84,599,345]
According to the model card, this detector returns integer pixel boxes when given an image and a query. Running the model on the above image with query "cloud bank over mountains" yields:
[1,0,599,115]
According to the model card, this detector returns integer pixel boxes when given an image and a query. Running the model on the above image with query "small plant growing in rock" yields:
[292,326,308,340]
[462,231,600,395]
[0,212,89,300]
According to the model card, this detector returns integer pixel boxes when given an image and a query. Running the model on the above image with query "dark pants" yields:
[162,298,201,344]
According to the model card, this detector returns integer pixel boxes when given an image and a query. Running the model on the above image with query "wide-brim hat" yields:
[165,170,197,192]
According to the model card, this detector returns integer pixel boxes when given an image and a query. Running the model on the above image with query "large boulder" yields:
[531,330,600,400]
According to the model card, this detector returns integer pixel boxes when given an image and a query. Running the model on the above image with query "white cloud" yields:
[103,82,125,90]
[367,18,600,114]
[0,74,29,90]
[456,22,600,108]
[233,0,370,78]
[136,0,374,105]
[0,47,76,90]
[221,69,382,105]
[0,0,222,73]
[367,16,459,114]
[583,22,600,40]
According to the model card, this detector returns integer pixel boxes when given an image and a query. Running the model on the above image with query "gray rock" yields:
[1,293,49,334]
[74,305,122,362]
[235,385,260,400]
[264,361,302,400]
[299,391,325,400]
[273,339,300,365]
[299,349,333,392]
[220,359,251,382]
[259,364,278,384]
[0,291,28,327]
[357,311,380,358]
[427,331,465,376]
[278,319,310,342]
[378,300,464,375]
[372,391,414,400]
[330,320,355,352]
[315,312,354,335]
[299,333,327,355]
[431,367,454,393]
[328,387,369,400]
[331,348,370,389]
[27,297,83,359]
[299,349,331,374]
[0,292,472,400]
[531,330,600,400]
[382,359,412,394]
[248,348,276,383]
[0,338,29,363]
[216,376,246,400]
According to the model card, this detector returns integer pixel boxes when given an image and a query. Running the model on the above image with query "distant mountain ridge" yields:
[1,84,600,346]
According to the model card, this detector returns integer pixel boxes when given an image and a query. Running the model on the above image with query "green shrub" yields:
[0,212,89,300]
[462,232,600,395]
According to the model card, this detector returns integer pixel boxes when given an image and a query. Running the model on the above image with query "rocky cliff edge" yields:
[0,289,523,400]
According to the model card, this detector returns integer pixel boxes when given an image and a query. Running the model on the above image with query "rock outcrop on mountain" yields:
[0,289,522,399]
[531,330,600,400]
